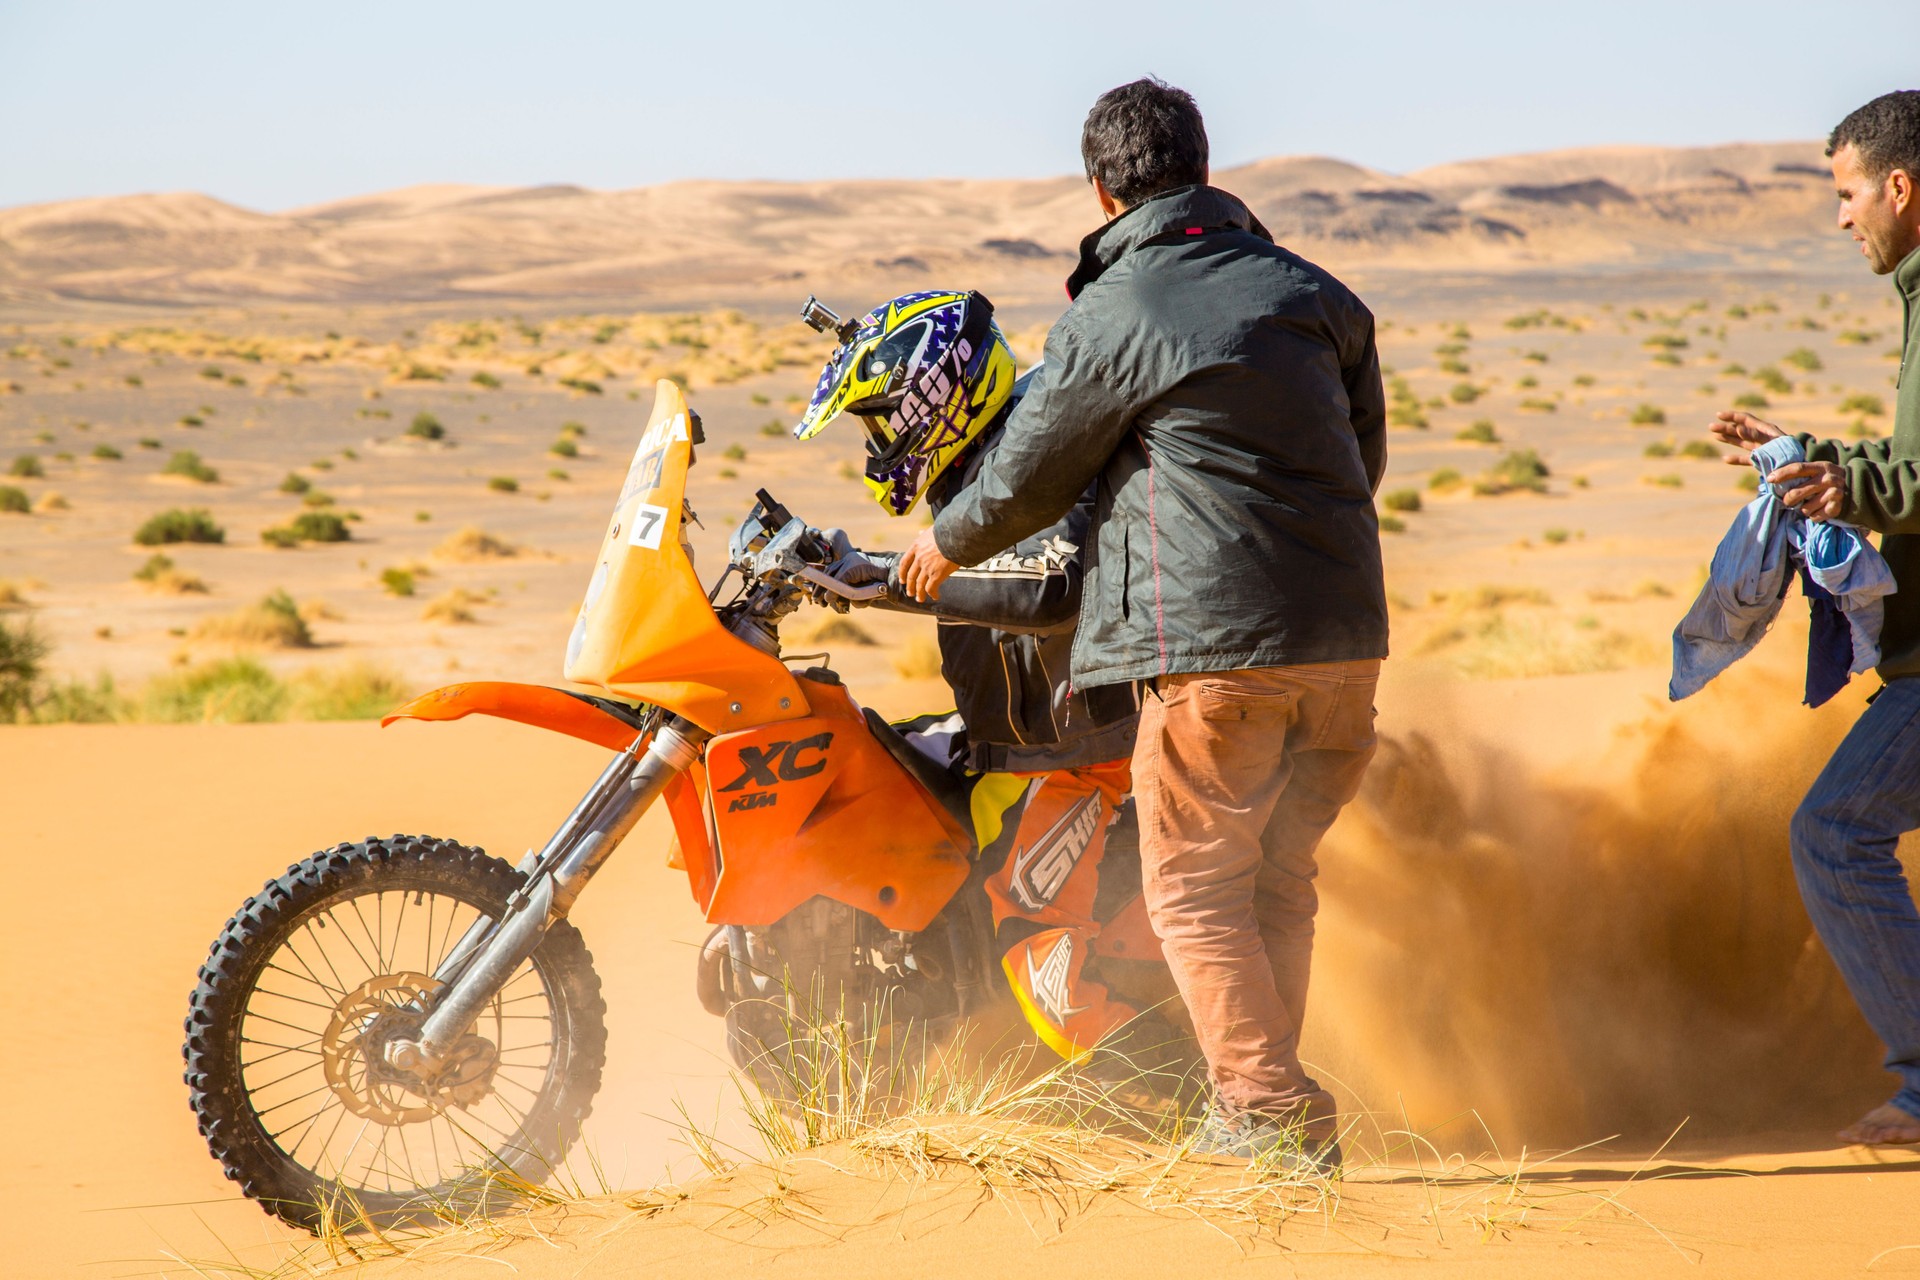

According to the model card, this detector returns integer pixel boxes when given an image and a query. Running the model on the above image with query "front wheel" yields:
[184,836,606,1232]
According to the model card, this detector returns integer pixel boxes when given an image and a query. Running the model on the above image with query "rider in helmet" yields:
[796,289,1178,1075]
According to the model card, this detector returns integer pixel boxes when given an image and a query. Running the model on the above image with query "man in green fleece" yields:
[1712,89,1920,1147]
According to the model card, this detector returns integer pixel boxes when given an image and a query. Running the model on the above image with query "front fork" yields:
[384,717,707,1074]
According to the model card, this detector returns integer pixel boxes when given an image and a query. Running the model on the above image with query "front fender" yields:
[382,682,645,752]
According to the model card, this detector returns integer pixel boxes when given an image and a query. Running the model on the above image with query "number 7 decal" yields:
[627,503,669,550]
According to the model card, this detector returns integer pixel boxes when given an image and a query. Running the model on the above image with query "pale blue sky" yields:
[1,0,1913,211]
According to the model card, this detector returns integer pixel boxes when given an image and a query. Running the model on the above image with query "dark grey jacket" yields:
[933,185,1389,688]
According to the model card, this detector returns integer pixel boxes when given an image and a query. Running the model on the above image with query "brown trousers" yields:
[1132,661,1380,1133]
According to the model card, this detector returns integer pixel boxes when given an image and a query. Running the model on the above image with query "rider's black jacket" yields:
[877,369,1139,774]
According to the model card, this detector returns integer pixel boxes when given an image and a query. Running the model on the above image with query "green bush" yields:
[1448,382,1482,404]
[560,421,588,438]
[178,414,203,428]
[1782,347,1823,372]
[1388,404,1430,429]
[138,437,161,450]
[380,567,416,597]
[163,450,218,483]
[407,411,445,440]
[549,437,579,458]
[1840,393,1886,416]
[1475,449,1550,496]
[723,443,748,461]
[1428,467,1463,491]
[470,371,502,389]
[124,374,144,388]
[547,468,570,481]
[0,487,29,514]
[1631,405,1667,429]
[558,376,603,395]
[1678,440,1720,460]
[285,511,350,543]
[143,657,287,723]
[759,419,787,438]
[0,615,49,719]
[1643,440,1674,458]
[9,455,44,478]
[91,444,122,461]
[1733,392,1770,410]
[1572,374,1596,387]
[1542,528,1572,545]
[1645,472,1685,488]
[488,476,519,493]
[1382,488,1422,513]
[199,364,224,380]
[1379,514,1406,534]
[1754,366,1792,394]
[135,507,224,545]
[279,471,311,494]
[1519,398,1558,413]
[1455,419,1499,444]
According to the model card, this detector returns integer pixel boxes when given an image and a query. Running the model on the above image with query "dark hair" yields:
[1080,77,1209,207]
[1826,90,1920,183]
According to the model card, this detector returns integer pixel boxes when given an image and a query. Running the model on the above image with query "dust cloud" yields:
[1308,670,1900,1149]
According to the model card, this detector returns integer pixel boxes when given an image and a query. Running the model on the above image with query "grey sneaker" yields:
[1187,1107,1342,1176]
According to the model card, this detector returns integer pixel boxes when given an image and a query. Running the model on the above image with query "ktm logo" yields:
[715,732,834,793]
[726,792,778,813]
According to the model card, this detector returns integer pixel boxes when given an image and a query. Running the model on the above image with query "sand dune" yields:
[0,141,1836,305]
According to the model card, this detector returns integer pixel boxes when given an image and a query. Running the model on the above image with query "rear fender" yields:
[382,682,646,752]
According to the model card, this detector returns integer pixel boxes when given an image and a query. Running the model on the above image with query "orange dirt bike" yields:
[184,380,1172,1232]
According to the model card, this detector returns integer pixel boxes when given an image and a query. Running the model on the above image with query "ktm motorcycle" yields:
[183,380,1173,1232]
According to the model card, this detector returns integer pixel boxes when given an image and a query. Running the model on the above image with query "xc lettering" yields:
[715,732,835,792]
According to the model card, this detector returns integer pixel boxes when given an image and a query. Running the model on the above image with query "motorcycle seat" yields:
[860,706,976,835]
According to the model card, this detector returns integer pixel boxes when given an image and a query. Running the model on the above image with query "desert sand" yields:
[3,142,1919,1277]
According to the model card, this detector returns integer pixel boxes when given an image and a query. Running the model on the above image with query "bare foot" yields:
[1838,1102,1920,1146]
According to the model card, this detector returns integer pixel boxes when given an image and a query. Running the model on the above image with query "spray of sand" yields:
[1307,668,1902,1149]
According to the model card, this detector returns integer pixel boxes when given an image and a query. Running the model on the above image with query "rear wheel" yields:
[184,837,606,1232]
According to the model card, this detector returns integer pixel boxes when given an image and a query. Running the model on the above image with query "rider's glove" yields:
[827,547,896,588]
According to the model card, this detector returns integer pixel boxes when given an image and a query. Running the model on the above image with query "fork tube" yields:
[413,721,706,1060]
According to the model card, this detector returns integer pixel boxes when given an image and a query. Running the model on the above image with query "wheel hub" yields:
[320,973,499,1123]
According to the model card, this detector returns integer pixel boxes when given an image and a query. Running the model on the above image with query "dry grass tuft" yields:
[890,635,943,679]
[133,553,207,595]
[434,525,520,562]
[191,590,315,649]
[422,588,484,624]
[790,613,878,647]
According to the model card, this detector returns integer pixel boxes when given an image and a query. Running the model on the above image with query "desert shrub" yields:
[723,443,748,461]
[1518,398,1558,413]
[891,635,943,679]
[1542,528,1572,545]
[1523,350,1549,363]
[1516,375,1538,389]
[259,526,299,549]
[470,371,501,389]
[1642,333,1689,351]
[288,662,409,720]
[487,476,519,493]
[1721,362,1748,376]
[1783,347,1824,372]
[395,362,448,382]
[178,414,203,427]
[1475,449,1550,496]
[1388,404,1429,429]
[88,444,123,463]
[380,567,416,597]
[759,419,786,437]
[1643,440,1674,458]
[1725,304,1749,319]
[435,526,519,561]
[558,377,603,395]
[1753,366,1792,394]
[1456,420,1499,443]
[143,657,287,723]
[35,492,67,512]
[1428,467,1463,491]
[422,588,482,624]
[301,490,335,507]
[191,590,314,649]
[549,437,579,458]
[1383,488,1422,513]
[278,472,310,495]
[1644,472,1685,488]
[1733,393,1770,410]
[0,487,29,514]
[1678,440,1720,460]
[1837,329,1876,345]
[290,510,350,542]
[1840,393,1886,416]
[9,455,44,478]
[1378,514,1406,534]
[163,450,219,483]
[1572,374,1596,387]
[0,615,49,719]
[132,553,207,594]
[1448,382,1482,404]
[407,411,446,440]
[199,365,224,380]
[138,437,161,450]
[134,507,223,545]
[309,457,333,471]
[1439,358,1470,375]
[559,421,588,439]
[124,374,143,387]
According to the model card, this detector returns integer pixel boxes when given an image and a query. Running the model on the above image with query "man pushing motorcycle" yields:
[793,288,1185,1075]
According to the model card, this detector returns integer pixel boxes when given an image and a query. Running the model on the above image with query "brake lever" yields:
[793,565,889,604]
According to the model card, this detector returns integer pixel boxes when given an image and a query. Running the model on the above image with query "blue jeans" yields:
[1790,676,1920,1121]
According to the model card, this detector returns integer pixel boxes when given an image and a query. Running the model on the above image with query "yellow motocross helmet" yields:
[796,290,1016,516]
